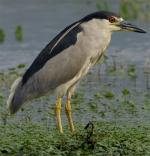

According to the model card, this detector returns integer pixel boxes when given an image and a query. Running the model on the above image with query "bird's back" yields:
[7,12,111,114]
[22,21,82,86]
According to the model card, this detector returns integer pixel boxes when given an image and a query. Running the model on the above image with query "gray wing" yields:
[21,21,87,98]
[25,46,86,97]
[8,37,87,114]
[22,21,82,85]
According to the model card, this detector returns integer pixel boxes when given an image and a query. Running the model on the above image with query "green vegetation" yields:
[103,91,115,99]
[0,1,149,154]
[17,63,26,69]
[15,25,23,42]
[120,0,139,20]
[96,0,109,11]
[97,0,150,21]
[122,88,130,96]
[0,58,149,155]
[0,122,150,155]
[127,65,137,79]
[0,26,24,43]
[0,28,5,43]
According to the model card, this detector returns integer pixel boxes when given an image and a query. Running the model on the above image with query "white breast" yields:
[55,19,112,97]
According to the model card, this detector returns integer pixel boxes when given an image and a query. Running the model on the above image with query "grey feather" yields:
[22,22,82,85]
[7,14,112,113]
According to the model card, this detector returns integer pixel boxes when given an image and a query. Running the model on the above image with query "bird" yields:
[7,11,146,133]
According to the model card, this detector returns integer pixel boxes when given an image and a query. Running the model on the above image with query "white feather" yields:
[7,77,22,111]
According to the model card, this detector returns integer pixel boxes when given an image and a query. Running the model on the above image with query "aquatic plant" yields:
[96,0,109,11]
[97,0,150,21]
[0,122,150,155]
[0,57,149,155]
[0,28,5,43]
[17,63,26,69]
[122,88,130,96]
[127,64,137,79]
[15,25,23,42]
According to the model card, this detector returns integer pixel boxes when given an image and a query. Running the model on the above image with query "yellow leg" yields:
[55,97,63,133]
[65,95,75,132]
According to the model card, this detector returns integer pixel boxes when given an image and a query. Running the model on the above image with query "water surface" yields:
[0,0,149,127]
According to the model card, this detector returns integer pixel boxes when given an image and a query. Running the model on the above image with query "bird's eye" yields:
[108,16,116,23]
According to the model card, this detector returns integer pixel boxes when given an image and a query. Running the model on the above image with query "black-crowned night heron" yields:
[7,11,146,133]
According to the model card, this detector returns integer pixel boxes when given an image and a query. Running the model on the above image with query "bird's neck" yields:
[80,19,111,55]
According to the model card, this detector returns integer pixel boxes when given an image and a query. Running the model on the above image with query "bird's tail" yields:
[7,77,24,114]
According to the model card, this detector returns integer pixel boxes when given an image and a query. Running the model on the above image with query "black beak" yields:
[119,21,146,33]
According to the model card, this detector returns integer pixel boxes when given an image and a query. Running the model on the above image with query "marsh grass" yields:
[0,122,150,155]
[0,57,149,155]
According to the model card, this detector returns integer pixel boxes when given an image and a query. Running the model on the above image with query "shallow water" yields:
[0,0,150,127]
[0,0,149,69]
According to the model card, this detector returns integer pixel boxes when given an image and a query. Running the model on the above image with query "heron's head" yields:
[82,11,146,33]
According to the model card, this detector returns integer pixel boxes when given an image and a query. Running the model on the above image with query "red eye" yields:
[108,16,116,23]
